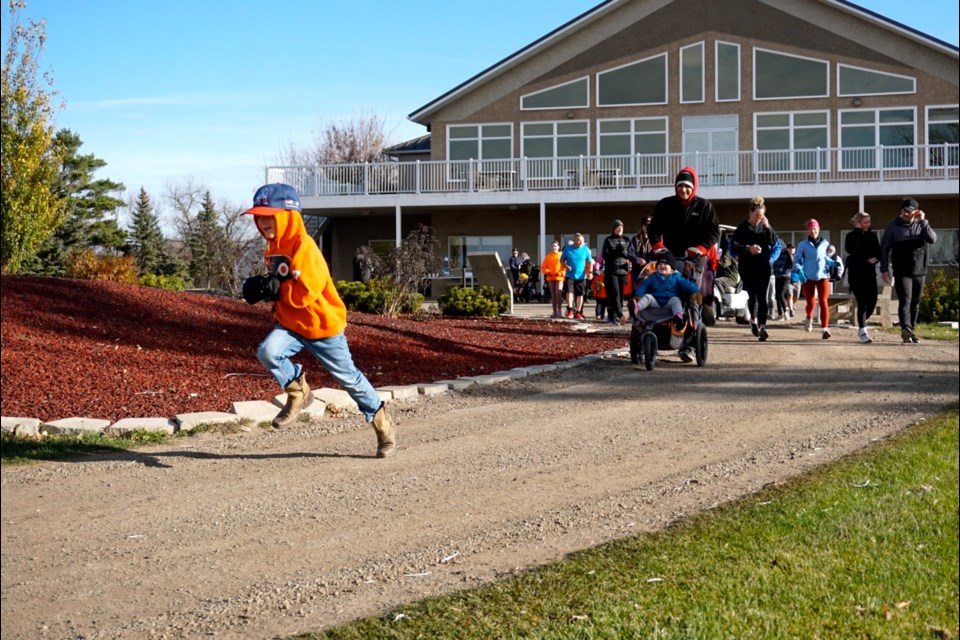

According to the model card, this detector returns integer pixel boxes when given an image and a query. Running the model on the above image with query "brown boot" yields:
[272,373,315,428]
[372,403,396,458]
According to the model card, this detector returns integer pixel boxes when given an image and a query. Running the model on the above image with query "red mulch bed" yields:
[1,276,625,422]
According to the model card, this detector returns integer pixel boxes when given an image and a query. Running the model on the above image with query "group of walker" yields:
[547,169,937,369]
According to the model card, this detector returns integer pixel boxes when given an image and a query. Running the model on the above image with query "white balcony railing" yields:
[266,144,959,199]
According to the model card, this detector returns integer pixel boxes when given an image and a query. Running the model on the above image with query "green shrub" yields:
[336,278,422,315]
[439,285,510,317]
[139,273,187,291]
[919,270,960,323]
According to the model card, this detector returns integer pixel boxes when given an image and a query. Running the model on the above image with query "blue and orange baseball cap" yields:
[243,183,302,216]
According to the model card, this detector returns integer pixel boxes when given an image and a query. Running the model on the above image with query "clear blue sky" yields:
[7,0,959,213]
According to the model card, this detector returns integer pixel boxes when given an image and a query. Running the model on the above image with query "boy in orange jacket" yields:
[241,183,395,457]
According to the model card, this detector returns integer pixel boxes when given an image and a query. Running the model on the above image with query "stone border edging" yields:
[1,317,628,439]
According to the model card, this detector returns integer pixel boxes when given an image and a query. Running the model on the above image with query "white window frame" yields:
[836,63,916,97]
[446,123,514,180]
[520,76,590,111]
[597,116,669,177]
[753,47,829,101]
[838,107,917,172]
[715,40,741,103]
[521,120,590,178]
[754,110,831,174]
[925,104,959,168]
[596,52,669,107]
[680,41,705,104]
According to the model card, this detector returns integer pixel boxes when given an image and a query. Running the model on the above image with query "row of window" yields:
[520,43,920,109]
[448,106,959,175]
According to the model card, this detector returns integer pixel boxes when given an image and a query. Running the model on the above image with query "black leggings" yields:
[743,274,769,326]
[774,276,790,315]
[606,272,626,321]
[849,275,878,329]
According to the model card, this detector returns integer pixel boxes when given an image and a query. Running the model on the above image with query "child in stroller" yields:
[512,254,541,302]
[629,251,708,369]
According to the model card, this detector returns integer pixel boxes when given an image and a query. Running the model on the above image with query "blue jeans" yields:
[257,326,381,421]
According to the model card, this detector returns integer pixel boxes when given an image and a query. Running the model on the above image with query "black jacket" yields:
[601,233,632,275]
[843,228,881,285]
[880,217,937,277]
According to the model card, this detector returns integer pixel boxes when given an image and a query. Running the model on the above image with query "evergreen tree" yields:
[1,2,66,273]
[187,191,229,290]
[127,187,166,275]
[27,130,126,274]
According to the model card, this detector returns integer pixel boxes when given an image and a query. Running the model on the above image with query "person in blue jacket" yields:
[633,251,701,332]
[794,219,842,339]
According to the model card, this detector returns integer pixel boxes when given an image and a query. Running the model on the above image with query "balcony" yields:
[266,144,959,202]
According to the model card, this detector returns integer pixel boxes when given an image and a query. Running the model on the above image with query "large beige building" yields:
[267,0,959,283]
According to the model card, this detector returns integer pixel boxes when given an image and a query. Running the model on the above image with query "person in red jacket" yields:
[649,166,721,261]
[241,183,395,457]
[649,167,720,361]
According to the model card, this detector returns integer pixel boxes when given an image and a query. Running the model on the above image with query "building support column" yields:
[395,204,402,246]
[539,201,546,263]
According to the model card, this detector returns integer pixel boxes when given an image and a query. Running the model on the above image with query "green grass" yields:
[883,322,959,342]
[303,406,959,640]
[0,420,250,465]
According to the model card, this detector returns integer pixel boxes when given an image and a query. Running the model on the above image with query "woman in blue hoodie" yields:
[794,219,841,339]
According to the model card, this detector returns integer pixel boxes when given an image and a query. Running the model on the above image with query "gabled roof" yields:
[383,134,431,156]
[408,0,959,126]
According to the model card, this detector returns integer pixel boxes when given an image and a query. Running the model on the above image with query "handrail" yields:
[266,144,959,198]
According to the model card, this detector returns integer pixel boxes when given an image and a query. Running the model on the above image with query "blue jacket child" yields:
[634,252,701,320]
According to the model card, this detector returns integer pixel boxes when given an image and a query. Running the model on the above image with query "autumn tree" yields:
[0,0,65,273]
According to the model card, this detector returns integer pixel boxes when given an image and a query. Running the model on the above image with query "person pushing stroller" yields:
[633,251,702,331]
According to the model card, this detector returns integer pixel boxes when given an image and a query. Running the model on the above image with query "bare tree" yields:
[276,111,394,166]
[163,177,261,295]
[275,112,401,194]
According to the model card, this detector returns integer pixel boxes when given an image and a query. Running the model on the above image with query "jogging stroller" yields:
[513,259,541,302]
[628,252,709,370]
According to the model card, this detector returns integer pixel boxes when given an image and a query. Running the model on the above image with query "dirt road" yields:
[2,323,957,639]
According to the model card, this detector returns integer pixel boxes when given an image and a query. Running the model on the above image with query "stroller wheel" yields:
[629,327,641,364]
[641,331,657,371]
[695,325,708,366]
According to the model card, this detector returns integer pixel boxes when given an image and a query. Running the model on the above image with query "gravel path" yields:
[2,323,957,639]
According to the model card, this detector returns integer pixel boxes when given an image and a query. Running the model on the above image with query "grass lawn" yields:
[303,406,959,639]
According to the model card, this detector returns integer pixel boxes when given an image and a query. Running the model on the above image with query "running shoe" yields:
[759,327,769,342]
[822,328,831,339]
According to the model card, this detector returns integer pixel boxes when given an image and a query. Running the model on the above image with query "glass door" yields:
[682,115,739,186]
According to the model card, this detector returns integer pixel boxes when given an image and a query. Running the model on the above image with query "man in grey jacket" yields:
[880,198,937,343]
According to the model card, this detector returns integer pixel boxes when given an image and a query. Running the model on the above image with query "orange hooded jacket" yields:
[255,209,347,340]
